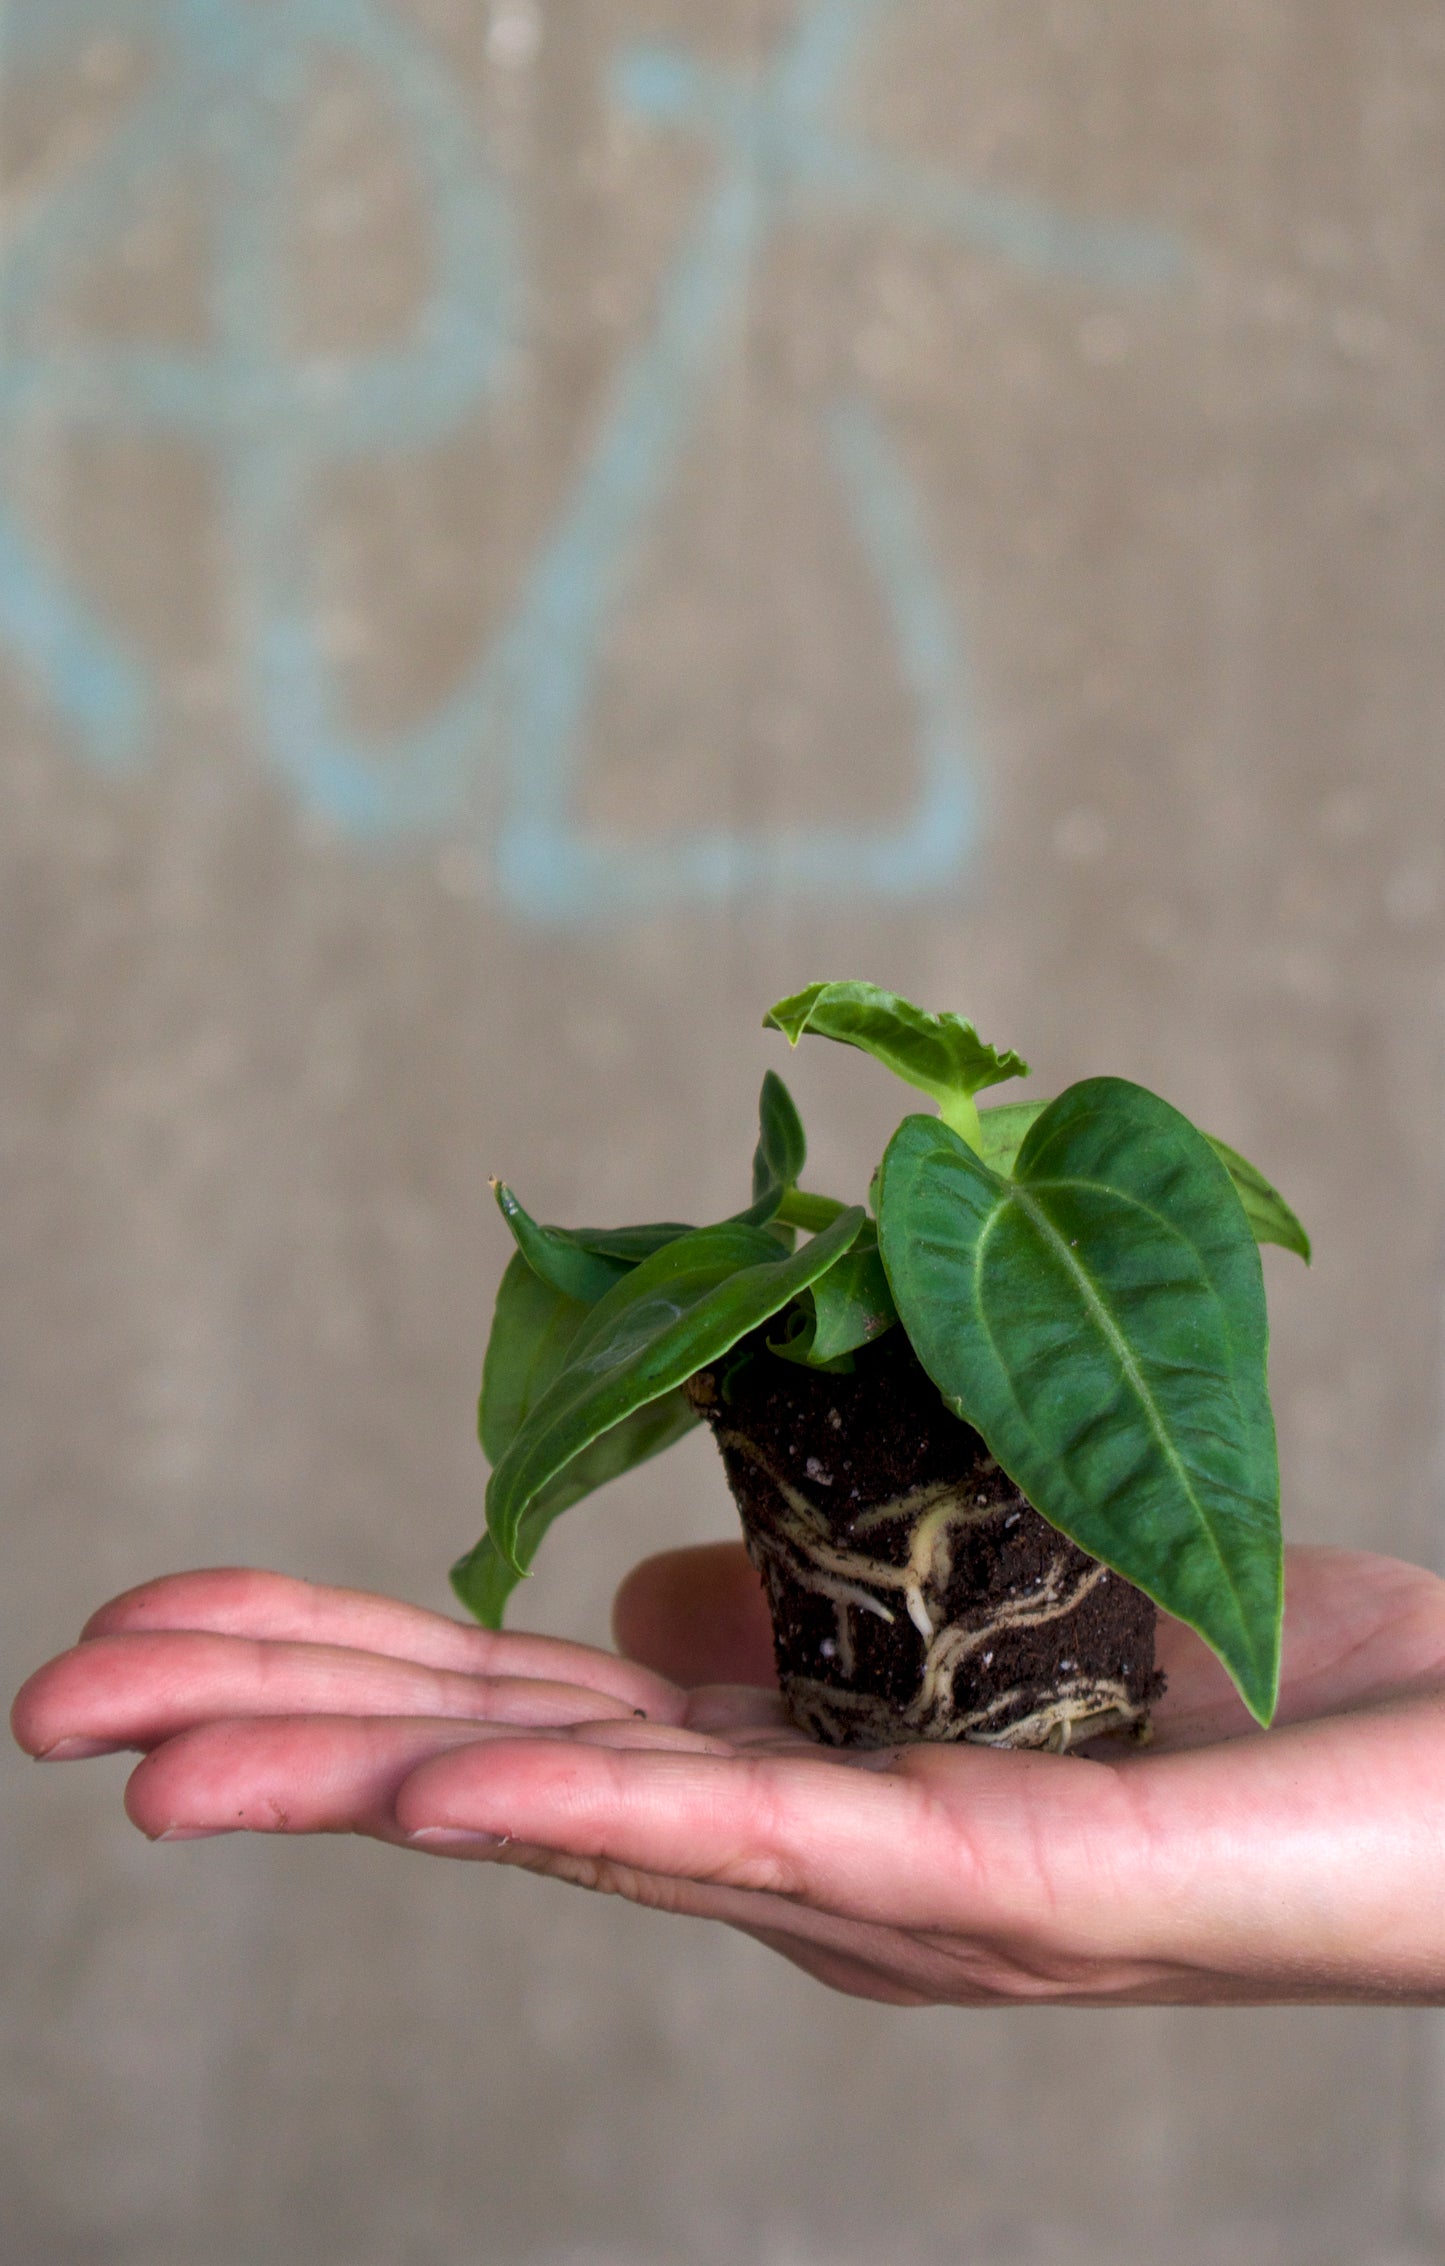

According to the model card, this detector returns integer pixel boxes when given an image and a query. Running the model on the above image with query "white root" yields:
[718,1428,1150,1750]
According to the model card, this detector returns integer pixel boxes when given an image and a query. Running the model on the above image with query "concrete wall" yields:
[5,2,1445,2259]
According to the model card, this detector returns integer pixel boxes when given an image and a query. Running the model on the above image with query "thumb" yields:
[612,1544,777,1689]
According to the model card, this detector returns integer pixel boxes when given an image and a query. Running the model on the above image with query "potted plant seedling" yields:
[453,982,1308,1750]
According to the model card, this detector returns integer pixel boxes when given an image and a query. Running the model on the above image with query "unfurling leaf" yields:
[765,979,1027,1145]
[753,1069,807,1205]
[733,1070,808,1227]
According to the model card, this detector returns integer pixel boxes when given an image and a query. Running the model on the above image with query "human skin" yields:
[12,1543,1445,2006]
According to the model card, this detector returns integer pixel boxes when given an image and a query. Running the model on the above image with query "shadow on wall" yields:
[0,0,1181,922]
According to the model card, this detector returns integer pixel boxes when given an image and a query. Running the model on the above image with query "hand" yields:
[13,1546,1445,2006]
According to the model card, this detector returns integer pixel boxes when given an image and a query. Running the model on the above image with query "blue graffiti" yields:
[0,0,514,799]
[0,0,1180,923]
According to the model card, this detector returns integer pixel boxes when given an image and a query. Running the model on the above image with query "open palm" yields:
[13,1544,1445,2005]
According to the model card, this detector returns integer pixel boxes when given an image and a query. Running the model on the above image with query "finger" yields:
[393,1709,1445,2002]
[388,1743,1221,2003]
[125,1716,514,1842]
[1269,1548,1445,1709]
[12,1630,650,1760]
[79,1568,680,1720]
[549,1718,739,1756]
[1150,1547,1445,1750]
[28,1697,732,1849]
[612,1545,776,1689]
[128,1716,734,1847]
[451,1835,1040,2007]
[392,1732,991,1917]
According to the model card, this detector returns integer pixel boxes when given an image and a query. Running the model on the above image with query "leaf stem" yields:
[937,1092,984,1153]
[774,1188,850,1231]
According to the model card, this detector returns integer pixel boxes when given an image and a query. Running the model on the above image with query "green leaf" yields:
[453,1390,697,1627]
[478,1252,590,1464]
[732,1071,809,1228]
[974,1100,1047,1176]
[564,1221,697,1263]
[461,1251,699,1627]
[976,1101,1311,1261]
[770,1226,898,1369]
[1206,1135,1312,1264]
[877,1081,1282,1724]
[765,980,1027,1144]
[484,1206,866,1576]
[492,1183,633,1306]
[774,1189,847,1233]
[493,1183,701,1306]
[751,1070,807,1209]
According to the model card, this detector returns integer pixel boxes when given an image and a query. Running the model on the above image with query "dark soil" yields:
[687,1325,1164,1750]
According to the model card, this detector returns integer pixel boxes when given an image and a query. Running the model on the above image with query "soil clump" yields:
[687,1327,1164,1750]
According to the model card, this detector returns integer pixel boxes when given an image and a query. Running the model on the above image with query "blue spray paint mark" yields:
[0,519,147,768]
[0,0,1182,922]
[0,0,515,802]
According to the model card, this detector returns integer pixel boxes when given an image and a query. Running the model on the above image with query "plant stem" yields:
[937,1092,984,1153]
[774,1187,849,1231]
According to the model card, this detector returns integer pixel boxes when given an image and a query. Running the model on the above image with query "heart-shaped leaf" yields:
[877,1080,1282,1723]
[483,1206,866,1579]
[977,1102,1310,1260]
[765,980,1027,1142]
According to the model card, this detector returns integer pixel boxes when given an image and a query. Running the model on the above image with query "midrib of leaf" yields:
[976,1180,1258,1638]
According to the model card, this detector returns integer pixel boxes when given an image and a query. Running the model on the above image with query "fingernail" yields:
[407,1827,508,1853]
[37,1736,126,1761]
[153,1825,229,1842]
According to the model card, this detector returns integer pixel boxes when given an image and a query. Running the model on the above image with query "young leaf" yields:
[974,1100,1046,1177]
[494,1181,697,1307]
[484,1207,866,1575]
[1206,1135,1312,1264]
[976,1101,1311,1260]
[751,1069,807,1208]
[564,1221,697,1263]
[877,1081,1282,1724]
[454,1389,697,1627]
[769,1229,897,1369]
[733,1070,809,1228]
[492,1183,633,1307]
[765,980,1027,1144]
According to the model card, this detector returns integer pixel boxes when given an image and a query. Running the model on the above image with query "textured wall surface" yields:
[5,2,1445,2261]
